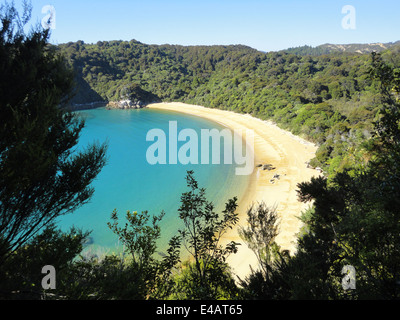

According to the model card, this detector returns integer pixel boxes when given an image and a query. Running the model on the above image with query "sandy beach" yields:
[147,102,319,279]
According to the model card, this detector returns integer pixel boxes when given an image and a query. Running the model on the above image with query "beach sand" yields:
[147,102,319,279]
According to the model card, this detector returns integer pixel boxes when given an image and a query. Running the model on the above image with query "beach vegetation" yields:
[236,54,400,299]
[173,170,240,299]
[57,37,400,178]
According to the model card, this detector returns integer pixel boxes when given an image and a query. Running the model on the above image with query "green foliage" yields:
[108,209,165,268]
[277,56,400,299]
[176,170,240,299]
[172,259,239,300]
[118,83,160,104]
[57,39,400,174]
[237,202,292,299]
[238,202,280,274]
[0,225,88,299]
[106,209,181,299]
[0,2,107,262]
[58,254,154,300]
[233,56,400,300]
[3,2,400,301]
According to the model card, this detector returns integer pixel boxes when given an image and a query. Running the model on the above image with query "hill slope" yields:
[285,41,400,55]
[57,40,400,174]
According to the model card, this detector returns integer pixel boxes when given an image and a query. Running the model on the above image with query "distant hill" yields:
[284,41,400,56]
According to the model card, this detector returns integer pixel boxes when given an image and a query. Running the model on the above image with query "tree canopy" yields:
[0,2,107,262]
[57,38,400,174]
[1,1,400,302]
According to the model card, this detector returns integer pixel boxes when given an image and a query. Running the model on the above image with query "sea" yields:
[55,107,250,256]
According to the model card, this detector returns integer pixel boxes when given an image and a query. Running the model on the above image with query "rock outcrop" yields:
[106,83,161,110]
[107,99,146,109]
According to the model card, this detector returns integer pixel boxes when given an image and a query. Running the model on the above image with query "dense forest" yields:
[1,2,400,301]
[58,39,400,174]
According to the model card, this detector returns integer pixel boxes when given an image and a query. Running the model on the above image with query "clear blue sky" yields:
[17,0,400,52]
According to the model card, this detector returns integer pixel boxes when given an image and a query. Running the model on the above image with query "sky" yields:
[14,0,400,52]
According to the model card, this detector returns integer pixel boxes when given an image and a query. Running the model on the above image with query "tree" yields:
[104,171,241,300]
[290,53,400,299]
[237,53,400,300]
[176,170,240,299]
[107,209,181,299]
[237,202,291,299]
[0,2,107,262]
[238,202,280,274]
[0,224,89,299]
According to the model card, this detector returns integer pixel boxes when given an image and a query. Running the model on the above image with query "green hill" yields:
[57,39,400,174]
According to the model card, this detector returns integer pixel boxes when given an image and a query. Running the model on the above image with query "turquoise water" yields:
[56,107,250,254]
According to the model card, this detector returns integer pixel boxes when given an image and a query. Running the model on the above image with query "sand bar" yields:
[147,102,319,278]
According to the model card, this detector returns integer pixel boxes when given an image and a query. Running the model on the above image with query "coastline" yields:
[147,102,319,278]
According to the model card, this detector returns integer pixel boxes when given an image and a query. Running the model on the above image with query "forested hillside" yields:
[3,0,400,299]
[57,40,400,174]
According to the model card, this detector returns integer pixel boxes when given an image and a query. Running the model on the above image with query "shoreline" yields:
[147,102,319,278]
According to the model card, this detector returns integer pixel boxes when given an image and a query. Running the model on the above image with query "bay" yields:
[55,107,250,255]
